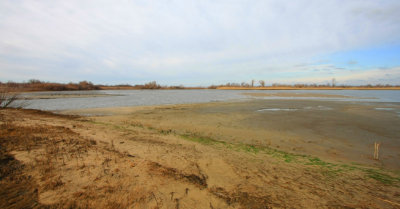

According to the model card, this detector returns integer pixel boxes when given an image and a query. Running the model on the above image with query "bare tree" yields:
[241,82,249,87]
[0,90,19,108]
[143,81,161,89]
[332,78,336,87]
[259,80,265,87]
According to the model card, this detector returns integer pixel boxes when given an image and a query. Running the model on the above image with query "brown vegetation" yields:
[2,79,399,92]
[0,90,18,108]
[1,80,204,92]
[1,80,100,92]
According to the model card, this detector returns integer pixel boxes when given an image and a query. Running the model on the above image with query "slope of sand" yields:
[1,102,400,208]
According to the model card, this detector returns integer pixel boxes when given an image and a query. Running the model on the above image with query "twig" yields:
[376,197,400,207]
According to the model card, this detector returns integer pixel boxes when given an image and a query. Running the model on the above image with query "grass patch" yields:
[181,134,225,146]
[231,143,260,154]
[363,169,400,185]
[282,153,295,163]
[306,157,331,166]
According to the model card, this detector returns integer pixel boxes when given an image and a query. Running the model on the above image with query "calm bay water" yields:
[18,90,400,111]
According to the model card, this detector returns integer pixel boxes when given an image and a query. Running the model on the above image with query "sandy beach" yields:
[1,98,399,208]
[66,99,400,169]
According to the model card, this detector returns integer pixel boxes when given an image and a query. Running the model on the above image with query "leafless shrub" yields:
[143,81,161,89]
[0,90,19,108]
[259,80,265,87]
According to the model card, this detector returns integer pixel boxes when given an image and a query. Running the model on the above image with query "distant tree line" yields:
[0,80,101,91]
[212,78,399,88]
[0,80,191,92]
[1,79,398,92]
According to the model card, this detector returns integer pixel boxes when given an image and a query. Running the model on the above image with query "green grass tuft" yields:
[363,169,400,185]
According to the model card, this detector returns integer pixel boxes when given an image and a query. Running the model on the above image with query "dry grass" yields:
[0,113,147,208]
[0,109,228,208]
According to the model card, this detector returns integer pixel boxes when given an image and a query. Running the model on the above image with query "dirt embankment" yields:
[1,108,400,208]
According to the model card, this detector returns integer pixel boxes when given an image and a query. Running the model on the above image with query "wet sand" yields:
[66,99,400,169]
[1,99,400,208]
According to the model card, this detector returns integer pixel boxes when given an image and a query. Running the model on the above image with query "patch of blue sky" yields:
[314,44,400,70]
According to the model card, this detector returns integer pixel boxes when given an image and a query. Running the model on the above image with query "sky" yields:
[1,0,400,86]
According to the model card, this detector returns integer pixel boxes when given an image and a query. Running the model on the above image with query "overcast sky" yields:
[1,0,400,86]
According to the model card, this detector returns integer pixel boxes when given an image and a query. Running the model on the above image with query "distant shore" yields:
[3,86,400,93]
[1,80,399,92]
[217,86,400,90]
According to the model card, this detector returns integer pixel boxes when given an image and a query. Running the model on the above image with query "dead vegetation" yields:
[1,108,400,208]
[0,90,19,108]
[0,109,228,208]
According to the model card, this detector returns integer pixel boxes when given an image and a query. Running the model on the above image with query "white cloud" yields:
[270,66,400,85]
[0,0,399,85]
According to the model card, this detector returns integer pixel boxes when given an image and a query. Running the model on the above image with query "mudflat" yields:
[1,99,400,208]
[69,99,400,169]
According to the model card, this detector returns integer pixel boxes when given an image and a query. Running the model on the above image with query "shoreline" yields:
[1,104,400,208]
[217,86,400,90]
[63,99,400,169]
[3,87,400,93]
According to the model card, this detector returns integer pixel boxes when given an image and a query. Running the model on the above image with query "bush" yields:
[0,90,18,108]
[143,81,161,89]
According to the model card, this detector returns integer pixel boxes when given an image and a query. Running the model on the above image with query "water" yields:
[16,90,400,111]
[257,108,298,112]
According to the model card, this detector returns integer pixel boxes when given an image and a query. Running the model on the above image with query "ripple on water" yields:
[304,106,333,110]
[375,108,395,111]
[257,108,298,112]
[258,106,333,112]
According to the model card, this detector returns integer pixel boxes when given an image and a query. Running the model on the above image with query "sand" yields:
[68,99,400,169]
[1,99,400,208]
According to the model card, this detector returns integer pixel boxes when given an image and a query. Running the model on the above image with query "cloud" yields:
[269,65,400,85]
[347,60,358,65]
[0,0,399,85]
